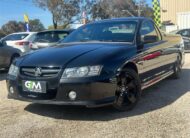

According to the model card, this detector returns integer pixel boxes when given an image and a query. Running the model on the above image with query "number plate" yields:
[22,80,46,93]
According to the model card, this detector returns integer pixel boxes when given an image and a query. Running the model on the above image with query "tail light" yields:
[29,42,33,49]
[15,41,29,46]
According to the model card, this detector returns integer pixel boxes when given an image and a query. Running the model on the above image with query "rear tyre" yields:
[113,68,141,111]
[171,55,182,79]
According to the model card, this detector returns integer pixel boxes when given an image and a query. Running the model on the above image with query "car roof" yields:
[37,29,74,34]
[89,17,152,24]
[11,32,37,35]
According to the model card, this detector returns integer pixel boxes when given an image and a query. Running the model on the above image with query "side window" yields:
[58,32,69,40]
[179,30,190,37]
[28,34,36,42]
[2,35,13,41]
[140,20,161,43]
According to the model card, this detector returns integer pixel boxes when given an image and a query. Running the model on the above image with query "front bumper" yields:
[184,43,190,52]
[7,76,117,107]
[7,94,115,108]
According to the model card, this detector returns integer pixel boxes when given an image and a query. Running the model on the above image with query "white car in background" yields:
[1,32,37,53]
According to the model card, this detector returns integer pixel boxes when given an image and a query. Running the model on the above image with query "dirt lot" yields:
[0,55,190,138]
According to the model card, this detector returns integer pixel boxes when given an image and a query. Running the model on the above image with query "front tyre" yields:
[113,68,141,111]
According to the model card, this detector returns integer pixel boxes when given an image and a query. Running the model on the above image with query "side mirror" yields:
[143,35,158,44]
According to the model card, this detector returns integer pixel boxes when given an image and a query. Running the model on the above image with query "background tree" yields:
[32,0,153,29]
[1,21,25,35]
[90,0,153,20]
[90,0,136,20]
[0,29,6,38]
[0,19,45,35]
[33,0,79,29]
[29,19,45,31]
[79,0,96,21]
[90,1,110,20]
[135,0,153,18]
[48,24,70,30]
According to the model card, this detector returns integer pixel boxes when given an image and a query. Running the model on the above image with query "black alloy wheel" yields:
[113,68,141,111]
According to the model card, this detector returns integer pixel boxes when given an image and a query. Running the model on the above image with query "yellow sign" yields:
[24,14,29,23]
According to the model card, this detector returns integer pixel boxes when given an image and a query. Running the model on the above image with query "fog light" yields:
[68,91,77,100]
[10,87,14,94]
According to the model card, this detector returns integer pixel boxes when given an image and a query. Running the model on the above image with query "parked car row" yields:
[0,29,74,53]
[0,29,74,68]
[1,26,188,70]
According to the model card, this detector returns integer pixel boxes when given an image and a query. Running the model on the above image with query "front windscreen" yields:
[63,21,137,43]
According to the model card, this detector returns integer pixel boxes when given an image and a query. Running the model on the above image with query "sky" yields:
[0,0,152,29]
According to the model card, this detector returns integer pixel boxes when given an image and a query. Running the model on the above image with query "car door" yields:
[0,43,12,68]
[0,42,8,68]
[137,20,165,84]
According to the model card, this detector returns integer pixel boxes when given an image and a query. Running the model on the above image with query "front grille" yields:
[20,67,61,78]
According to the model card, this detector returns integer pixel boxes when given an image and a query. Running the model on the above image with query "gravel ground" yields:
[0,54,190,138]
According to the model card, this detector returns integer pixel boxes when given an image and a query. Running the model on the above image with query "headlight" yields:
[8,64,19,77]
[180,39,184,48]
[61,65,102,78]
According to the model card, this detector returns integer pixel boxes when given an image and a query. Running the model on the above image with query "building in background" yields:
[160,0,190,32]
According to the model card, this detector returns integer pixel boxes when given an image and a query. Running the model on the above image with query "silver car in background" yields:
[170,29,190,52]
[30,29,74,50]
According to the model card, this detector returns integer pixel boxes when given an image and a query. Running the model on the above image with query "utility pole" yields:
[137,0,144,17]
[122,0,144,17]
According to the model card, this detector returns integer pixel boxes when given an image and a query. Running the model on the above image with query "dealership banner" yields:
[24,14,30,32]
[152,0,161,27]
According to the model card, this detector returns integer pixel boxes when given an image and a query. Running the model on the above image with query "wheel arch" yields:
[178,51,182,59]
[177,50,184,65]
[120,62,139,74]
[10,53,20,63]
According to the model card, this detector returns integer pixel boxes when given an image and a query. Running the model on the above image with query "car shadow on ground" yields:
[0,70,7,81]
[25,69,190,121]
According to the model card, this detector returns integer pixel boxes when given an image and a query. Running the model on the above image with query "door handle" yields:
[137,61,144,65]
